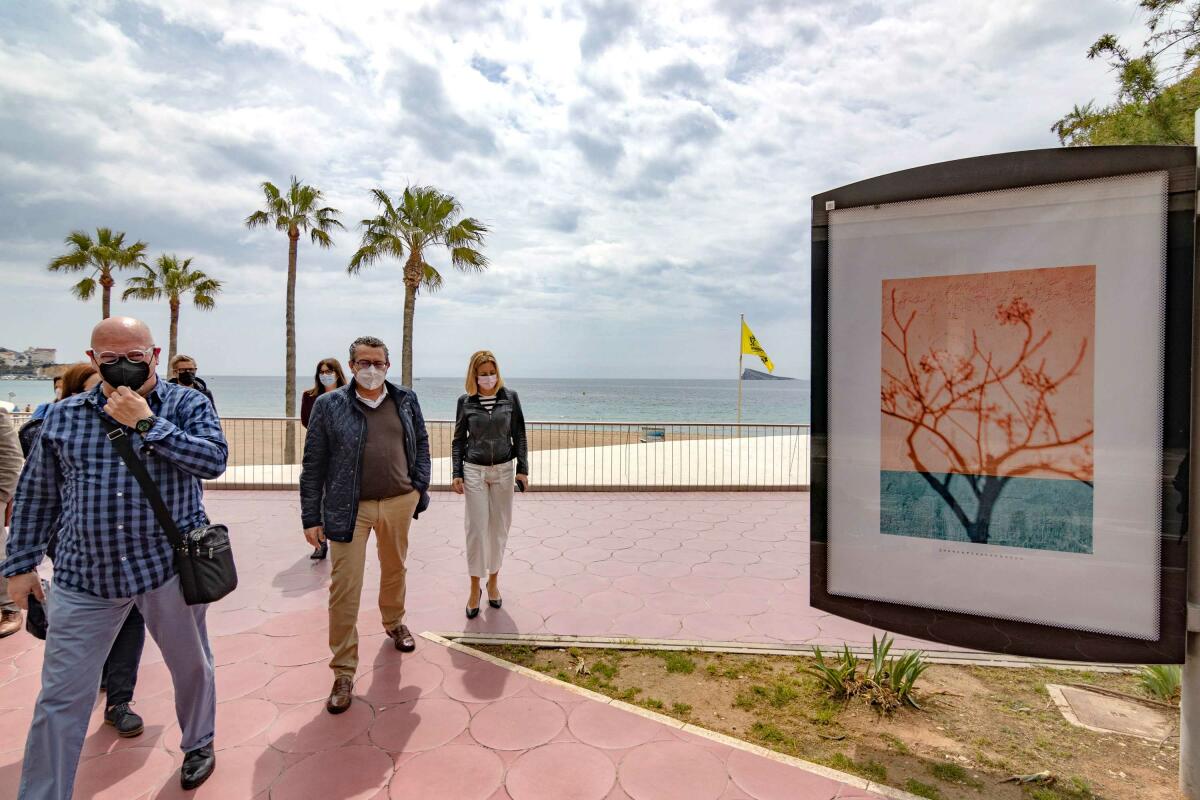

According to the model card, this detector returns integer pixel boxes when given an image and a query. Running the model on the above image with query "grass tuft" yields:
[903,779,942,800]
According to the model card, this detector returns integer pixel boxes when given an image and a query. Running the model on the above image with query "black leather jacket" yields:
[452,387,529,479]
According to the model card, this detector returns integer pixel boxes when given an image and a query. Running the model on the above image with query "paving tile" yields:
[507,742,617,800]
[469,696,565,750]
[268,698,375,753]
[618,740,729,800]
[270,745,393,800]
[388,744,504,800]
[568,701,668,750]
[72,747,177,800]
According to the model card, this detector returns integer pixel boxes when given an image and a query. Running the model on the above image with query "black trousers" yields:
[101,604,145,706]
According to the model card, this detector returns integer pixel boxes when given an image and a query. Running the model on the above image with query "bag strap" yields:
[94,408,186,551]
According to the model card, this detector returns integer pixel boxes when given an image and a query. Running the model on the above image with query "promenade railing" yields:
[8,414,810,491]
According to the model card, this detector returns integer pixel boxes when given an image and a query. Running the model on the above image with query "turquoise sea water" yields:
[1,376,810,424]
[880,470,1093,554]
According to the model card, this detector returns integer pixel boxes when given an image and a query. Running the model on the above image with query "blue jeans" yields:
[17,575,215,800]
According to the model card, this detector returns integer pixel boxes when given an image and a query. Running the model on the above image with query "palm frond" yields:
[421,263,444,292]
[71,276,97,301]
[244,210,271,229]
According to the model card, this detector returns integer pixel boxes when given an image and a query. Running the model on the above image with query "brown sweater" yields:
[357,397,413,500]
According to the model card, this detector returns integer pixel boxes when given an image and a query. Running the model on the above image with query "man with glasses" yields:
[168,354,217,411]
[300,335,431,714]
[2,317,227,797]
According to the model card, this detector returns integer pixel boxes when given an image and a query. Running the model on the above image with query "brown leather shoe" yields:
[326,675,353,715]
[0,609,21,639]
[386,624,416,652]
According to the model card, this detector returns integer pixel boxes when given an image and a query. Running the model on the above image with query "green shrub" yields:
[671,702,693,715]
[808,635,929,710]
[1138,664,1182,704]
[643,698,664,709]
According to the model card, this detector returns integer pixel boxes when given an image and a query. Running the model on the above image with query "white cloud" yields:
[0,0,1147,384]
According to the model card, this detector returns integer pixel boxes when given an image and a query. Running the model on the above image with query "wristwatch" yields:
[135,415,157,434]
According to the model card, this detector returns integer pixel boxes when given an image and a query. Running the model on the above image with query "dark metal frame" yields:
[810,146,1195,663]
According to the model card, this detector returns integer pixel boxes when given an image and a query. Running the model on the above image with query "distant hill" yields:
[742,368,794,381]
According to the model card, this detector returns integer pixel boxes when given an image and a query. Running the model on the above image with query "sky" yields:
[0,0,1145,379]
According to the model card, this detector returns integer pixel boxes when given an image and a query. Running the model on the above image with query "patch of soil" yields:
[478,644,1183,800]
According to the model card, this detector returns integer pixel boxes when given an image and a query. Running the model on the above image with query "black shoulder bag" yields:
[97,411,237,605]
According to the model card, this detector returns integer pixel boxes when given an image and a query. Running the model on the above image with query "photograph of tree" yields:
[880,265,1095,553]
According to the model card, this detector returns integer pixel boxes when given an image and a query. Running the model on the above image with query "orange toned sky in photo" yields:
[881,265,1095,480]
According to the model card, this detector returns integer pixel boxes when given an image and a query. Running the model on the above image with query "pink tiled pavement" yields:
[0,491,899,798]
[194,490,935,651]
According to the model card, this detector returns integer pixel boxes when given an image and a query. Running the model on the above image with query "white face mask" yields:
[355,366,387,390]
[477,375,498,391]
[319,373,337,387]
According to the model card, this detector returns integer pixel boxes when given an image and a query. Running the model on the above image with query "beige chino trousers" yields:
[328,492,419,678]
[463,461,515,579]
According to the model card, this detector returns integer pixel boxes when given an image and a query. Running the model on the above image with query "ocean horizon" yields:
[1,375,811,424]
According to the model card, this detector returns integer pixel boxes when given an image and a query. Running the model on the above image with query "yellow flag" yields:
[741,320,774,373]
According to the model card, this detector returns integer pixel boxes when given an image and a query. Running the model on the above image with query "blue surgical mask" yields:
[319,373,337,387]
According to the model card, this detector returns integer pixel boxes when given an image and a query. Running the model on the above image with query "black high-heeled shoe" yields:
[465,605,480,619]
[488,596,502,609]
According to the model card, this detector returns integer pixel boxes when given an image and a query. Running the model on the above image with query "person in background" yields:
[168,354,217,411]
[300,336,431,715]
[301,358,348,560]
[18,362,150,738]
[3,317,227,797]
[0,401,22,637]
[29,376,64,424]
[451,350,529,618]
[302,358,347,428]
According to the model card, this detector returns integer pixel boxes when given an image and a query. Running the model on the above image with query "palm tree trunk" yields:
[284,231,299,463]
[402,283,417,388]
[100,271,113,320]
[168,299,180,366]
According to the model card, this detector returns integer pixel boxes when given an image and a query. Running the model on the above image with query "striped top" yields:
[478,394,498,412]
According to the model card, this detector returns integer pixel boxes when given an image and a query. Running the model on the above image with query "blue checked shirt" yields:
[2,379,228,599]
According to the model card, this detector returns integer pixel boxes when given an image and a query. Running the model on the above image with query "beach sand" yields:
[219,419,746,467]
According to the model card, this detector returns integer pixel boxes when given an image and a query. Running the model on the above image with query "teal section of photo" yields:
[880,470,1093,554]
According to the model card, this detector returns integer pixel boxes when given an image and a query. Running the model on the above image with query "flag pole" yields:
[737,314,744,424]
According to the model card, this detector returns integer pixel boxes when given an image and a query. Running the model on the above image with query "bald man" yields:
[2,317,228,798]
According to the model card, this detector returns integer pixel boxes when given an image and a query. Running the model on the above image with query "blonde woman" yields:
[451,351,529,618]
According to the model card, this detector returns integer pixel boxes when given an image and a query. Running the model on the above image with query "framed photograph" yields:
[810,146,1194,663]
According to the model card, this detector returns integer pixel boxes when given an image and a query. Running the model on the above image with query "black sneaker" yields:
[104,703,145,738]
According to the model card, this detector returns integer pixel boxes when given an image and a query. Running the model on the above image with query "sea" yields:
[0,376,810,424]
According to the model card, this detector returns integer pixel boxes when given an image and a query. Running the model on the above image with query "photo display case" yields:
[810,146,1195,662]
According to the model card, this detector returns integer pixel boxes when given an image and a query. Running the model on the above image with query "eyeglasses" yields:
[90,347,159,365]
[352,360,388,370]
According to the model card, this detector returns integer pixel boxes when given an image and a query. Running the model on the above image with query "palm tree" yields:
[47,228,149,319]
[244,177,343,433]
[122,255,222,365]
[348,186,488,387]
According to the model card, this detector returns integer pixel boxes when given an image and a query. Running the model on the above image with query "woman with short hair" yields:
[452,351,529,618]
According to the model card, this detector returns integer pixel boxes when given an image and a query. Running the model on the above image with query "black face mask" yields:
[177,370,197,386]
[99,358,151,390]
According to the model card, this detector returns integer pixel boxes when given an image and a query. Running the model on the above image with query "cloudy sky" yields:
[0,0,1142,379]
